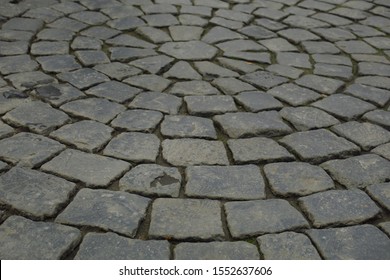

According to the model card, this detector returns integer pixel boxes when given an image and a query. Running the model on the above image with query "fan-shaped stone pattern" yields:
[159,41,218,60]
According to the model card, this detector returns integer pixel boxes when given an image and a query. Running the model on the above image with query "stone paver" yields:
[1,0,390,260]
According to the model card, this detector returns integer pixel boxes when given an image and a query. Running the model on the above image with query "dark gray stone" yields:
[57,68,110,90]
[159,41,218,60]
[41,149,130,187]
[71,36,102,50]
[214,111,293,138]
[107,17,146,31]
[178,14,208,26]
[202,26,244,44]
[3,101,70,134]
[321,154,390,189]
[210,17,243,30]
[6,71,56,90]
[129,92,181,114]
[75,50,110,66]
[142,14,179,27]
[36,28,74,41]
[119,164,181,197]
[185,95,237,116]
[312,94,376,120]
[260,38,298,52]
[299,190,380,227]
[278,28,320,43]
[223,51,271,64]
[228,137,294,164]
[212,78,255,95]
[111,110,163,132]
[69,11,109,25]
[239,26,276,39]
[268,83,321,106]
[0,167,76,218]
[0,88,31,115]
[0,216,81,260]
[0,132,65,168]
[50,120,113,153]
[124,75,171,92]
[217,39,265,53]
[303,41,340,54]
[363,110,390,130]
[312,54,352,66]
[169,26,204,41]
[225,199,309,238]
[307,225,390,260]
[359,62,390,77]
[258,232,321,260]
[169,81,220,96]
[277,52,311,69]
[56,188,150,237]
[85,81,141,103]
[280,129,360,164]
[106,34,156,49]
[36,55,81,73]
[372,143,390,161]
[295,75,344,95]
[0,121,14,140]
[367,183,390,211]
[283,15,330,28]
[75,232,170,260]
[312,27,356,42]
[34,84,85,106]
[175,242,259,260]
[264,162,334,196]
[217,57,262,73]
[130,55,174,74]
[185,165,265,200]
[161,115,216,139]
[0,55,38,75]
[94,62,142,81]
[355,76,390,90]
[60,98,126,124]
[109,47,157,62]
[195,62,239,79]
[149,198,224,240]
[103,132,160,163]
[266,64,304,79]
[336,40,377,54]
[136,26,172,43]
[0,41,29,56]
[2,17,44,32]
[31,41,69,55]
[379,222,390,238]
[48,17,87,32]
[234,91,283,112]
[314,63,353,80]
[162,139,229,166]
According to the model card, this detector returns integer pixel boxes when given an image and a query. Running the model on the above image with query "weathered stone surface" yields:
[266,64,304,79]
[379,222,390,237]
[75,232,170,260]
[103,133,160,163]
[321,154,390,189]
[280,129,360,164]
[56,189,150,237]
[124,74,171,92]
[241,71,288,90]
[41,149,130,187]
[280,107,340,131]
[109,47,157,62]
[0,89,31,115]
[130,55,174,74]
[162,139,229,166]
[175,242,259,260]
[234,91,283,112]
[57,68,109,89]
[3,101,70,134]
[0,216,81,260]
[295,74,344,95]
[277,52,311,69]
[185,165,265,200]
[268,83,321,106]
[169,81,220,96]
[163,61,202,80]
[31,41,69,56]
[372,143,390,161]
[93,62,142,80]
[50,120,113,152]
[2,17,44,32]
[264,162,334,197]
[159,41,218,60]
[0,133,65,168]
[363,110,390,130]
[185,95,237,116]
[111,110,163,132]
[6,71,56,90]
[161,115,217,139]
[34,84,85,107]
[225,199,309,238]
[129,92,182,114]
[202,26,243,44]
[258,232,321,260]
[169,25,204,41]
[299,190,380,227]
[60,98,126,124]
[195,62,239,79]
[37,55,81,73]
[0,121,14,139]
[149,198,224,240]
[119,164,181,197]
[307,225,390,260]
[0,55,38,75]
[0,167,76,218]
[85,81,141,103]
[228,137,294,164]
[366,183,390,211]
[345,84,390,107]
[214,111,292,138]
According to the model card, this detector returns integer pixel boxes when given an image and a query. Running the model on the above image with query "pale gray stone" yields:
[295,74,344,95]
[41,149,130,187]
[124,74,171,92]
[111,110,163,132]
[169,81,220,96]
[161,115,217,139]
[268,83,321,106]
[34,84,85,106]
[85,81,141,103]
[163,61,202,80]
[94,62,142,80]
[56,188,150,237]
[169,26,204,41]
[6,71,56,90]
[57,68,110,89]
[0,55,38,75]
[0,88,31,115]
[202,26,244,44]
[366,183,390,212]
[0,121,14,139]
[130,55,174,74]
[345,84,390,107]
[31,41,69,55]
[36,55,81,73]
[195,62,239,79]
[159,41,218,60]
[185,95,237,116]
[212,78,255,95]
[234,91,283,112]
[372,143,390,161]
[364,110,390,130]
[241,71,288,90]
[129,92,181,114]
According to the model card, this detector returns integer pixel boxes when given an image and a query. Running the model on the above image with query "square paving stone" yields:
[240,71,288,90]
[136,26,172,44]
[366,183,390,212]
[280,129,360,164]
[57,68,110,90]
[41,149,130,188]
[363,110,390,130]
[34,84,85,107]
[36,28,74,41]
[228,137,294,164]
[214,111,292,138]
[184,95,237,116]
[85,81,142,103]
[103,132,160,163]
[159,41,218,60]
[2,17,44,32]
[31,41,69,55]
[313,63,353,80]
[0,121,14,140]
[56,189,150,238]
[0,88,31,115]
[0,133,65,168]
[119,164,181,198]
[234,91,283,112]
[75,51,110,66]
[257,232,321,260]
[345,84,390,107]
[129,92,182,114]
[124,75,171,92]
[0,55,38,75]
[336,40,377,54]
[71,36,103,50]
[264,162,334,197]
[0,215,81,260]
[321,154,390,189]
[280,107,340,131]
[268,83,321,106]
[307,225,390,260]
[174,241,259,260]
[295,74,344,95]
[225,199,309,238]
[299,189,380,228]
[331,121,390,151]
[111,109,163,132]
[355,76,390,91]
[2,101,70,134]
[162,139,229,166]
[312,94,376,121]
[60,98,126,124]
[149,198,224,240]
[185,165,265,200]
[36,55,81,73]
[93,62,142,81]
[50,120,113,153]
[75,232,170,260]
[276,52,311,69]
[6,71,56,90]
[266,64,304,79]
[169,81,220,96]
[161,115,217,139]
[168,26,204,41]
[0,167,76,219]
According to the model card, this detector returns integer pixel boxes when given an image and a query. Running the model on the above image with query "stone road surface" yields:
[0,0,390,260]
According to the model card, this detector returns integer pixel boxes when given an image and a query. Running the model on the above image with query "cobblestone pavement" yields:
[0,0,389,260]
